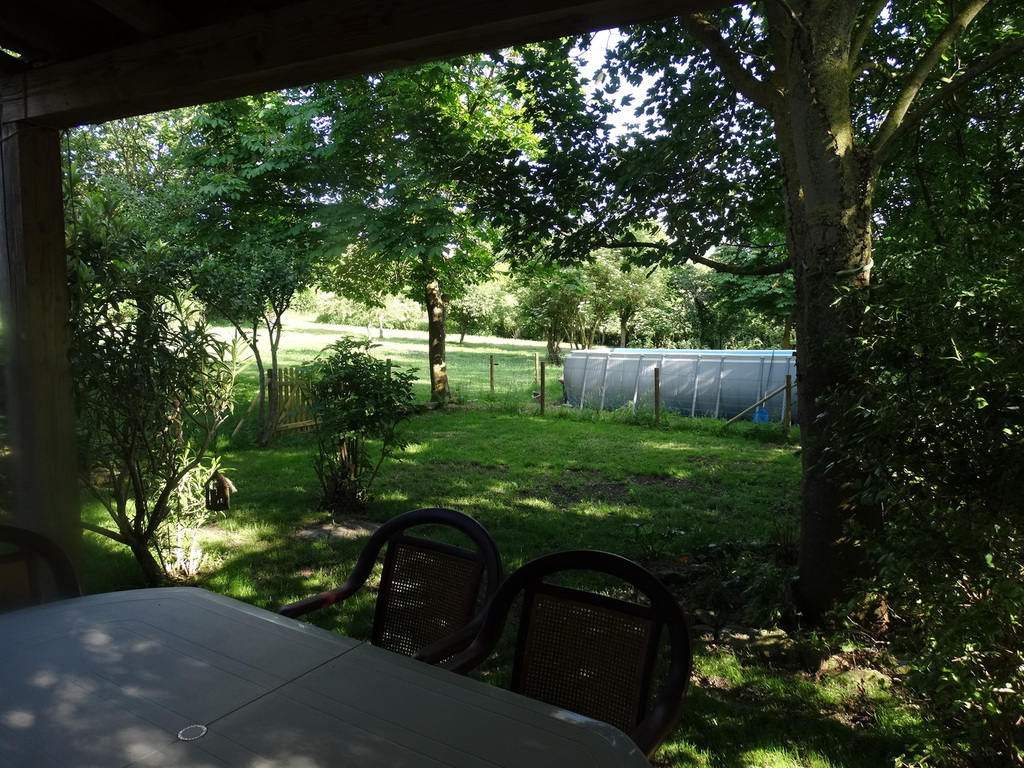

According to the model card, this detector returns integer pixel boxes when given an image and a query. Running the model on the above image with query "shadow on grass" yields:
[77,406,916,768]
[663,684,910,768]
[80,528,146,594]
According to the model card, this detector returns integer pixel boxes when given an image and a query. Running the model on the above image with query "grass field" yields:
[80,318,923,768]
[230,317,556,411]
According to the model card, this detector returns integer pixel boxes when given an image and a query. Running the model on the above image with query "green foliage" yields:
[305,339,417,513]
[508,249,789,354]
[316,57,536,301]
[447,273,520,340]
[66,112,195,237]
[288,288,325,316]
[155,451,229,581]
[315,293,427,332]
[551,6,1024,633]
[833,113,1024,763]
[68,189,239,586]
[598,15,784,265]
[514,268,589,362]
[78,321,923,767]
[163,94,331,444]
[306,57,544,401]
[665,263,792,350]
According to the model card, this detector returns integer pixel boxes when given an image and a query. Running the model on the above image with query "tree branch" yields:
[868,0,990,159]
[604,239,791,275]
[848,0,890,73]
[680,12,777,113]
[81,520,130,546]
[872,34,1024,167]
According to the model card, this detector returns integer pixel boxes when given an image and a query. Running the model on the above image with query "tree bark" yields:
[425,278,450,404]
[765,2,882,622]
[679,1,1014,622]
[260,309,287,446]
[546,328,563,365]
[131,541,166,587]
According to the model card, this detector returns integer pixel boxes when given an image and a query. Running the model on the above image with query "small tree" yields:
[447,275,518,342]
[70,232,238,585]
[515,270,589,364]
[166,96,328,446]
[66,133,241,587]
[306,339,416,514]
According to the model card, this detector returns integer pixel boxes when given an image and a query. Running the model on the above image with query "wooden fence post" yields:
[489,355,495,393]
[540,362,546,416]
[654,367,661,424]
[783,373,793,437]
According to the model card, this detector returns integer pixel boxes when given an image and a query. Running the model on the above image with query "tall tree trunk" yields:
[767,3,882,622]
[425,278,450,404]
[259,314,284,447]
[247,340,270,446]
[546,328,563,365]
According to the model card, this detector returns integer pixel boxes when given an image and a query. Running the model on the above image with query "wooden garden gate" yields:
[269,367,316,435]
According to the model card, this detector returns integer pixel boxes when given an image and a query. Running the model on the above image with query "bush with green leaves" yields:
[832,250,1024,765]
[68,191,239,585]
[448,275,519,341]
[306,338,417,514]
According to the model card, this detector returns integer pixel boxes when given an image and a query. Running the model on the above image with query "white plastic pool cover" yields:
[562,349,798,421]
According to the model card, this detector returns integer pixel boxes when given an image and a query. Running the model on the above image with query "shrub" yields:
[68,190,238,586]
[834,254,1024,765]
[72,286,239,585]
[306,339,417,514]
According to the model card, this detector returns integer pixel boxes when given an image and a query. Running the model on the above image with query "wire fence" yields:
[447,352,565,407]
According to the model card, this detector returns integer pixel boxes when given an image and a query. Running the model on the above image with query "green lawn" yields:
[228,318,555,412]
[81,318,923,768]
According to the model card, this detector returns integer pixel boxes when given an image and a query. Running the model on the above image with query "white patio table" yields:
[0,587,650,768]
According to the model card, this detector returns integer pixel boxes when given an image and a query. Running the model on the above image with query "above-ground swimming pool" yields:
[562,349,798,422]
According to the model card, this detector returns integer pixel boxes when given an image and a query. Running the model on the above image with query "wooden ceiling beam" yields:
[86,0,184,36]
[0,12,66,63]
[1,0,732,128]
[0,51,31,76]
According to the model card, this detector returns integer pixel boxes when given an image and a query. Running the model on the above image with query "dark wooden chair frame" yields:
[438,549,692,759]
[0,524,82,608]
[277,507,503,660]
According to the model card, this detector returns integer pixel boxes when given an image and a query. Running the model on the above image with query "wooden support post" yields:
[725,383,789,426]
[0,119,81,565]
[489,354,495,394]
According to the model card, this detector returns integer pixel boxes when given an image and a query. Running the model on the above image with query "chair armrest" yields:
[411,612,485,665]
[276,579,359,619]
